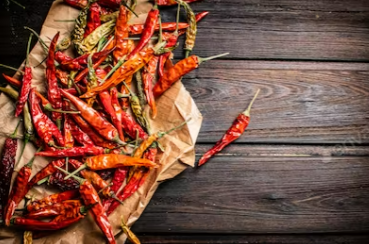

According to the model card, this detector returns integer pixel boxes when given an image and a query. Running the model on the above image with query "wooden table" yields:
[1,0,369,243]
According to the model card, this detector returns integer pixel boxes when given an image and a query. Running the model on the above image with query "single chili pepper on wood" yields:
[0,121,21,221]
[60,89,124,144]
[15,34,33,117]
[153,53,229,97]
[85,2,102,37]
[4,151,38,226]
[198,90,260,166]
[26,189,79,212]
[10,215,84,231]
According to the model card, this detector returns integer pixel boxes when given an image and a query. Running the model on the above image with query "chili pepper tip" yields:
[242,89,260,117]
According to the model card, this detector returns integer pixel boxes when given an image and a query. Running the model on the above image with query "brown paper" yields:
[0,0,202,243]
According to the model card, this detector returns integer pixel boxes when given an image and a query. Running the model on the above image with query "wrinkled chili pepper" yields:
[36,146,109,158]
[153,53,229,97]
[2,73,21,87]
[47,32,63,128]
[67,115,94,146]
[15,34,33,117]
[26,190,79,212]
[34,90,80,114]
[56,69,69,86]
[60,89,124,144]
[55,51,73,66]
[102,166,128,211]
[179,0,197,58]
[97,169,115,180]
[49,169,80,192]
[121,218,141,244]
[73,3,89,55]
[113,5,129,63]
[80,41,167,99]
[4,151,38,226]
[157,0,201,6]
[0,121,21,221]
[142,56,158,118]
[29,88,65,147]
[121,108,148,140]
[10,215,84,231]
[26,200,82,219]
[64,115,75,148]
[85,2,102,37]
[64,0,88,9]
[198,90,260,166]
[62,48,112,72]
[135,69,146,108]
[110,87,125,141]
[28,159,66,191]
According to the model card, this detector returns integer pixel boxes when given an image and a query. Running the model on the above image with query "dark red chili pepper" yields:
[85,2,102,37]
[121,109,148,140]
[0,121,21,221]
[4,152,37,226]
[36,146,109,158]
[61,48,112,71]
[102,166,128,211]
[55,51,73,66]
[128,5,159,59]
[27,189,79,212]
[2,73,21,87]
[60,89,124,144]
[153,53,229,97]
[198,90,260,166]
[67,115,95,146]
[63,0,88,9]
[10,215,84,230]
[29,89,65,147]
[97,0,120,9]
[46,32,63,128]
[97,169,115,180]
[157,0,201,6]
[15,34,33,117]
[26,200,82,219]
[49,169,80,192]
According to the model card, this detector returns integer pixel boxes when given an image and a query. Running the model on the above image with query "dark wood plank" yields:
[132,145,369,233]
[181,60,369,144]
[138,234,369,244]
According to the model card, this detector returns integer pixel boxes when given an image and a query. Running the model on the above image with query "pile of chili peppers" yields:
[0,0,261,243]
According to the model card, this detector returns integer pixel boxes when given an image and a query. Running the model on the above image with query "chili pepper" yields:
[64,0,88,9]
[128,4,159,59]
[26,190,79,212]
[2,73,21,87]
[142,56,158,118]
[27,159,66,194]
[15,34,33,117]
[73,3,89,55]
[55,51,73,65]
[198,90,260,166]
[23,231,32,244]
[157,0,201,6]
[36,146,109,158]
[56,170,116,244]
[102,166,128,211]
[56,69,69,86]
[57,36,72,51]
[34,90,80,114]
[153,53,229,97]
[128,11,208,35]
[62,48,112,71]
[178,0,197,57]
[135,69,147,108]
[29,89,65,147]
[70,113,117,149]
[100,11,119,22]
[74,50,112,83]
[10,215,84,231]
[60,89,124,144]
[64,115,75,148]
[46,32,63,128]
[97,169,115,180]
[26,200,82,219]
[85,2,102,37]
[4,151,38,226]
[49,170,80,192]
[97,0,119,8]
[0,121,21,220]
[113,5,128,63]
[86,54,99,91]
[121,218,141,244]
[80,41,167,99]
[67,115,94,146]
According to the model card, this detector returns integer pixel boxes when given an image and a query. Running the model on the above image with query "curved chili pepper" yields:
[85,2,102,37]
[60,89,124,144]
[26,190,79,212]
[67,115,94,146]
[62,48,112,72]
[28,159,66,191]
[179,1,197,57]
[142,56,158,118]
[113,5,129,63]
[153,53,229,97]
[102,166,128,211]
[0,122,20,220]
[128,4,159,59]
[198,90,260,166]
[36,146,108,158]
[35,90,80,114]
[29,88,65,147]
[4,152,38,226]
[64,0,88,9]
[26,200,82,219]
[121,218,141,244]
[15,34,33,117]
[80,42,167,99]
[47,32,63,128]
[55,51,73,66]
[121,108,148,140]
[157,0,201,6]
[49,169,80,192]
[10,215,84,231]
[110,87,125,141]
[2,73,21,87]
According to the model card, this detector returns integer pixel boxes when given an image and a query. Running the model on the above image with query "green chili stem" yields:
[63,164,87,180]
[54,19,75,22]
[10,119,22,139]
[158,118,191,138]
[0,64,24,75]
[9,0,25,9]
[24,27,49,55]
[55,166,85,184]
[112,194,124,205]
[102,56,126,83]
[124,36,158,41]
[242,89,260,117]
[26,33,33,66]
[37,176,49,185]
[158,15,163,43]
[197,52,230,65]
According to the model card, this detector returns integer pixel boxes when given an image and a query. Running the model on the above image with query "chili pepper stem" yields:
[25,33,33,66]
[37,176,49,185]
[56,119,62,131]
[158,118,191,138]
[197,52,230,65]
[102,56,126,83]
[10,119,22,139]
[112,194,124,205]
[16,134,29,166]
[175,3,181,34]
[63,164,87,180]
[55,166,85,184]
[44,104,80,114]
[0,64,25,75]
[158,15,163,43]
[242,89,260,117]
[25,147,42,167]
[24,26,49,54]
[9,0,25,9]
[121,0,139,18]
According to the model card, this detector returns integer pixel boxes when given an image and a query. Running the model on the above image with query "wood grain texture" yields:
[182,60,369,144]
[132,145,369,233]
[137,234,369,244]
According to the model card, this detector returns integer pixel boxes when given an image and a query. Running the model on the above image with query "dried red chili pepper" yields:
[63,0,88,9]
[110,87,125,141]
[29,89,65,147]
[28,159,66,190]
[74,53,109,83]
[153,53,229,97]
[113,5,129,63]
[97,169,115,180]
[198,90,260,166]
[0,121,21,220]
[10,215,84,231]
[15,34,33,117]
[36,146,109,158]
[34,90,80,114]
[26,189,79,212]
[56,69,69,86]
[4,151,38,226]
[67,115,94,146]
[157,0,201,6]
[142,56,158,118]
[60,89,124,144]
[102,166,128,211]
[121,108,148,140]
[97,0,120,9]
[2,73,21,87]
[55,51,73,66]
[85,2,102,37]
[49,169,80,192]
[63,115,75,148]
[26,200,82,219]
